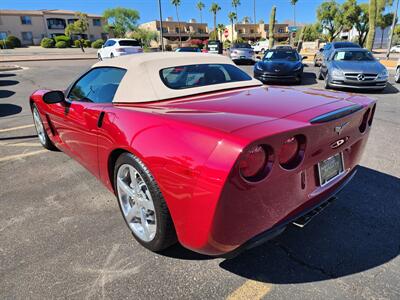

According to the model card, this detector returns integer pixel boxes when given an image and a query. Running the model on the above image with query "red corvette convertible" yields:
[30,53,375,256]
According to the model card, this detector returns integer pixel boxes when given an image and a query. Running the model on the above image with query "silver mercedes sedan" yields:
[318,48,388,91]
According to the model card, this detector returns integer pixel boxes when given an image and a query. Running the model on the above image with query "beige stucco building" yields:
[0,9,107,45]
[139,17,209,45]
[223,21,289,42]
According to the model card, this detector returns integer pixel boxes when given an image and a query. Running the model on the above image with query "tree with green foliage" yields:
[316,0,344,42]
[232,0,241,26]
[129,28,158,47]
[103,7,140,38]
[217,24,226,40]
[210,3,221,40]
[298,23,322,42]
[366,0,393,50]
[377,13,394,47]
[197,1,205,23]
[290,0,299,26]
[171,0,182,46]
[342,0,369,46]
[269,6,276,49]
[228,12,237,43]
[65,12,89,52]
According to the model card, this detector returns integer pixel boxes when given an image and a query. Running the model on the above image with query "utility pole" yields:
[386,0,399,58]
[253,0,257,41]
[158,0,165,51]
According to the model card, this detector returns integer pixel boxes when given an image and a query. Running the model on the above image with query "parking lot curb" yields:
[1,56,98,63]
[0,65,23,71]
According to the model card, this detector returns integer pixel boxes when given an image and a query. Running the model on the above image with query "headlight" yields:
[255,63,264,71]
[331,68,344,79]
[293,64,302,71]
[378,69,388,79]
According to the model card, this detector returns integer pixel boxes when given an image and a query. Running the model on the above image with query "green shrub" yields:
[84,40,92,48]
[6,35,21,48]
[55,41,67,48]
[0,40,14,49]
[91,39,104,49]
[73,39,81,47]
[54,35,71,46]
[40,38,55,48]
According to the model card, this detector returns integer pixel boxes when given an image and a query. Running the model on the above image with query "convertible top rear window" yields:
[160,64,252,90]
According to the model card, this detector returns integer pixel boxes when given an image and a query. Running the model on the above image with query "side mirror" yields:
[302,56,308,60]
[43,90,65,104]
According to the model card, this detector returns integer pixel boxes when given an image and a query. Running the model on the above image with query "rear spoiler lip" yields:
[309,104,364,124]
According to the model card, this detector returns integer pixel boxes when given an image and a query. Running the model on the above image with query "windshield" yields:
[118,40,141,47]
[160,64,252,90]
[232,43,252,49]
[332,50,375,61]
[263,50,298,61]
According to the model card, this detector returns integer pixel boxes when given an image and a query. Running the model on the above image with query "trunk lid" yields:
[128,86,365,133]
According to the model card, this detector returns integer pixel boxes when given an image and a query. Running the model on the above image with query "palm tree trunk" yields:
[381,28,384,48]
[231,21,234,42]
[200,11,202,24]
[175,6,182,46]
[214,14,217,40]
[293,4,296,26]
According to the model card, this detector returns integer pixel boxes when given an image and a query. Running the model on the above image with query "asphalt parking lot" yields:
[1,59,400,299]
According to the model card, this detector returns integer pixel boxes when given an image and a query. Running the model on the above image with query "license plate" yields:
[318,153,344,186]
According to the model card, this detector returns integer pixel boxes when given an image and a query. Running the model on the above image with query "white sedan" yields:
[390,45,400,53]
[97,39,143,60]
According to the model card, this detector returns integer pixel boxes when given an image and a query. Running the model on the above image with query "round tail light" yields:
[279,135,306,169]
[239,145,267,180]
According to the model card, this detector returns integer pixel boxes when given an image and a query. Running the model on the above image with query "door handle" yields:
[97,111,105,128]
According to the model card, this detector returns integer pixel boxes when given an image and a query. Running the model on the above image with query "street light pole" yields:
[158,0,165,51]
[386,0,399,59]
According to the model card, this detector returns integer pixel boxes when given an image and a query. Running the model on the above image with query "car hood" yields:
[258,60,301,71]
[121,86,364,133]
[331,60,385,73]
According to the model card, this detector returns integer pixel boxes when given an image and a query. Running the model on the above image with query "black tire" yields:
[324,75,331,89]
[395,67,400,83]
[110,53,114,59]
[114,152,177,252]
[318,68,324,80]
[98,53,102,61]
[31,104,57,150]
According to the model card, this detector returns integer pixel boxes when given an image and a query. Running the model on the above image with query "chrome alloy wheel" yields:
[117,164,157,242]
[395,67,400,83]
[33,107,46,145]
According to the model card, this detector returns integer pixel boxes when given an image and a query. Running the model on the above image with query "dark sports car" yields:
[254,49,307,84]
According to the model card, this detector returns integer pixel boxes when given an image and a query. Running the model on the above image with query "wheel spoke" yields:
[129,166,141,193]
[125,205,139,222]
[140,209,150,239]
[140,198,154,211]
[117,178,136,199]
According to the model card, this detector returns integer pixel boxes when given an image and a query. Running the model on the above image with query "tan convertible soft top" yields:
[93,52,262,103]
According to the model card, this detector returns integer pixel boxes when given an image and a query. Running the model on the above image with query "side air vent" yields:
[309,104,364,124]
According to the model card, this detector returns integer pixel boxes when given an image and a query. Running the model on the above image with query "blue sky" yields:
[2,0,391,26]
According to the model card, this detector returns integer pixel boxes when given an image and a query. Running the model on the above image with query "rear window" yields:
[160,64,252,90]
[334,42,361,49]
[232,43,252,48]
[118,40,141,47]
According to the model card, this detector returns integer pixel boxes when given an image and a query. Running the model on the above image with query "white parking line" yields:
[0,150,47,163]
[0,124,34,133]
[0,142,41,147]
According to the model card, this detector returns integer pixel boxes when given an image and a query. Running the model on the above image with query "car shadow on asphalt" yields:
[219,166,400,283]
[0,104,22,117]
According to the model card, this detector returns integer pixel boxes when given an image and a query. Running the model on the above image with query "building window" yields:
[47,18,66,30]
[238,29,243,34]
[278,28,284,33]
[92,19,101,26]
[68,19,77,24]
[21,32,33,43]
[20,16,32,25]
[162,27,167,33]
[175,27,180,33]
[250,29,255,34]
[198,28,204,34]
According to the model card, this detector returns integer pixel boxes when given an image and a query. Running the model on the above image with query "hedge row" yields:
[40,36,103,48]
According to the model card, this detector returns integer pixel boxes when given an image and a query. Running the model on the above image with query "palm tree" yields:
[196,1,205,23]
[242,16,251,23]
[228,11,237,42]
[232,0,241,26]
[217,24,226,40]
[210,3,221,40]
[171,0,182,46]
[290,0,298,26]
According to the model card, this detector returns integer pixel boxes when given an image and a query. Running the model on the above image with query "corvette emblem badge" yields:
[331,138,347,149]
